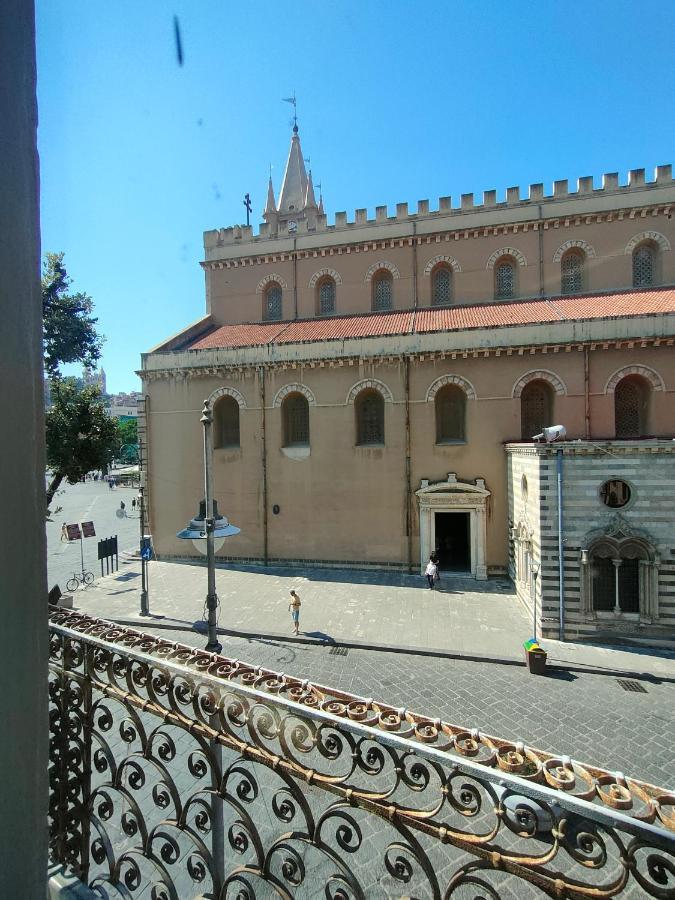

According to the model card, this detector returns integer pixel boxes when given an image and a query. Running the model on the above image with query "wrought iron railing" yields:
[49,609,675,898]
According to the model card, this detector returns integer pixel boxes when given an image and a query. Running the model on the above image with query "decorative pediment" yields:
[417,473,490,499]
[582,514,655,551]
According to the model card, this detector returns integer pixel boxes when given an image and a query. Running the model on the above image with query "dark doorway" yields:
[435,512,470,572]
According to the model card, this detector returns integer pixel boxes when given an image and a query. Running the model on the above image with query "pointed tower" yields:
[264,124,325,235]
[263,175,278,230]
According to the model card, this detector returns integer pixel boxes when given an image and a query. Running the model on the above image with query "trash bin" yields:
[523,639,547,674]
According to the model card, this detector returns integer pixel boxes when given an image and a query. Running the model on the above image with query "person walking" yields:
[60,523,68,542]
[120,500,126,517]
[425,556,438,590]
[131,497,136,511]
[288,590,301,635]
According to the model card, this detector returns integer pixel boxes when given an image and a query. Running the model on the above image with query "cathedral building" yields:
[141,126,675,643]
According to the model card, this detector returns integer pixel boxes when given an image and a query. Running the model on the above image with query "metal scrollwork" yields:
[49,610,675,898]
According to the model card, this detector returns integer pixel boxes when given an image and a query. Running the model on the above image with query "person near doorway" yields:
[120,500,126,517]
[288,590,301,634]
[425,556,438,589]
[431,548,441,583]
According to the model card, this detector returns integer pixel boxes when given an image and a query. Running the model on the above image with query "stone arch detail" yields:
[364,261,401,283]
[256,273,288,294]
[207,386,247,409]
[553,239,597,263]
[604,365,665,394]
[272,383,316,408]
[308,267,343,289]
[346,378,394,405]
[624,231,671,255]
[486,247,527,270]
[426,374,477,402]
[423,255,462,276]
[512,370,567,398]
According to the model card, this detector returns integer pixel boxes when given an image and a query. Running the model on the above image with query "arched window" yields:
[561,249,585,295]
[632,241,657,287]
[282,393,309,447]
[213,395,240,448]
[355,389,384,445]
[614,375,650,438]
[590,542,644,615]
[432,265,453,306]
[521,380,553,440]
[316,277,336,316]
[264,282,283,321]
[494,257,517,300]
[435,385,466,443]
[372,270,393,311]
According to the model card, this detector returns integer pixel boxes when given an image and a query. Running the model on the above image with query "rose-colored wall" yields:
[206,212,674,325]
[145,346,675,569]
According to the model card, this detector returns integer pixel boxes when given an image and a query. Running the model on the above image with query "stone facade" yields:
[507,442,675,642]
[141,129,675,618]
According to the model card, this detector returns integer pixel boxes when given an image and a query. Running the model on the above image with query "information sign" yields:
[81,521,96,538]
[66,523,82,541]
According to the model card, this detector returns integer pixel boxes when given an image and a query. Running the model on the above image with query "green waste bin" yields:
[524,640,547,675]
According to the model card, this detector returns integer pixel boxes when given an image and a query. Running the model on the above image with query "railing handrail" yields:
[49,609,675,842]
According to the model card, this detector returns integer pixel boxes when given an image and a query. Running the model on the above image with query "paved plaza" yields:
[46,476,140,592]
[63,563,675,792]
[47,482,675,792]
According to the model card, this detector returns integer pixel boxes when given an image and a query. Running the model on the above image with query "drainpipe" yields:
[258,366,269,565]
[292,237,298,319]
[404,356,413,573]
[412,221,418,309]
[583,345,590,439]
[557,447,565,641]
[537,204,545,296]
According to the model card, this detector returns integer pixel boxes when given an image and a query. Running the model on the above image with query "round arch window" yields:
[599,480,631,509]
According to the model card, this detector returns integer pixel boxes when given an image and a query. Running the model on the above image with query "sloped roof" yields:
[186,288,675,352]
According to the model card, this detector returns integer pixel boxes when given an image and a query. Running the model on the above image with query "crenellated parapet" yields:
[204,164,673,254]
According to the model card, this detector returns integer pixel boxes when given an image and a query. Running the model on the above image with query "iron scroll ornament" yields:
[48,610,675,898]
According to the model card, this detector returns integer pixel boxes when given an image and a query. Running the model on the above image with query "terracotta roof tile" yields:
[189,321,288,350]
[184,288,675,351]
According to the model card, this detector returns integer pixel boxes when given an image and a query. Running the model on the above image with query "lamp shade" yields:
[176,498,240,554]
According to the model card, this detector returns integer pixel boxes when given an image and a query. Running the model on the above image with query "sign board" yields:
[81,521,96,538]
[66,523,82,541]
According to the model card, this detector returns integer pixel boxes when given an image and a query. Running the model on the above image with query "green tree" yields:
[42,252,103,377]
[42,254,115,511]
[45,382,118,506]
[115,417,139,463]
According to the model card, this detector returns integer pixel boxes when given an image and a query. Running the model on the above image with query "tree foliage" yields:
[42,253,112,512]
[117,417,138,448]
[45,381,118,507]
[42,252,103,377]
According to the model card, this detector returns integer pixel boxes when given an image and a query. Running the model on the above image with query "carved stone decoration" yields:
[416,476,490,579]
[579,515,659,623]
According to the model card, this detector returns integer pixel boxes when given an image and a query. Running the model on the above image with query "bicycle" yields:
[66,571,95,592]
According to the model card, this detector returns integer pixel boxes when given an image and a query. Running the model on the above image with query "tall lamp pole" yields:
[201,401,221,653]
[177,400,240,654]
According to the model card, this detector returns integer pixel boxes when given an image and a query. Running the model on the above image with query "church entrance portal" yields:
[435,512,470,572]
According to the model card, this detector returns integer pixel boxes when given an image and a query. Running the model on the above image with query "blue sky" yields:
[37,1,675,392]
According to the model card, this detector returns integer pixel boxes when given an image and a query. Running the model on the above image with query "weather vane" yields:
[282,92,298,129]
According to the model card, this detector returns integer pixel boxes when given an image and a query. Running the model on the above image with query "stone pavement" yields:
[72,555,675,679]
[63,555,675,791]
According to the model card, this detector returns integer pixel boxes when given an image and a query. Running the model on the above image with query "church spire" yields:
[277,125,309,219]
[263,175,277,220]
[305,169,317,210]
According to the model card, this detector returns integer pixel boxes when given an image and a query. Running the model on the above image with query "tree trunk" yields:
[46,471,64,510]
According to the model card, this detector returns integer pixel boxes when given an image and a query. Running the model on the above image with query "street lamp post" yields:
[531,562,540,640]
[177,400,240,654]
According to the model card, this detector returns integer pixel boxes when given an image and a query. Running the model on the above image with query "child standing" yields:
[288,590,301,635]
